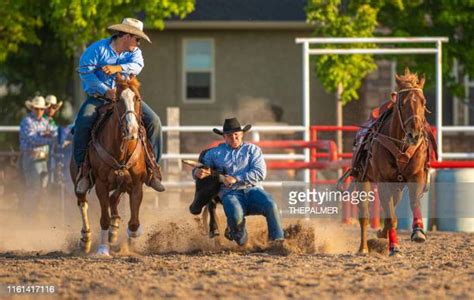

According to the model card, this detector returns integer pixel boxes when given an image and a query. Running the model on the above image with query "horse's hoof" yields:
[377,229,387,239]
[411,228,427,243]
[127,225,143,239]
[79,239,92,254]
[96,244,111,257]
[389,246,402,257]
[224,227,233,241]
[213,237,224,248]
[358,247,369,254]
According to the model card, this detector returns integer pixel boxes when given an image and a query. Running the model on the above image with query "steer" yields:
[184,148,225,238]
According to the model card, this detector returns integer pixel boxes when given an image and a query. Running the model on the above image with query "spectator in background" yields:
[44,95,63,129]
[44,95,63,184]
[19,96,57,215]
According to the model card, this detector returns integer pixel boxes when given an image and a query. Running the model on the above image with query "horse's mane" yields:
[396,68,425,90]
[116,74,141,99]
[128,77,141,99]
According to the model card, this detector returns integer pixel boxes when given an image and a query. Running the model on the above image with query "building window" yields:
[453,75,474,126]
[183,39,214,102]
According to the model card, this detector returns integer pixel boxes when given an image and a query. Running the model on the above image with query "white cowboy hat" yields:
[45,95,63,109]
[108,18,152,44]
[25,96,50,110]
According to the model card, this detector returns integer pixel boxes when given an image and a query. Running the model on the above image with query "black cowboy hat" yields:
[213,118,252,135]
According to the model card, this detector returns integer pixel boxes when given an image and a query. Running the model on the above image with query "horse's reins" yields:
[358,124,405,145]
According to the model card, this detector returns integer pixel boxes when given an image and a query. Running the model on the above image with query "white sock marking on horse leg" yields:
[96,229,110,256]
[100,229,109,245]
[127,225,143,239]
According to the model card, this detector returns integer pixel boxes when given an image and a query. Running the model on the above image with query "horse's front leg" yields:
[108,192,122,245]
[72,158,91,253]
[377,187,403,239]
[408,174,427,242]
[95,180,111,256]
[77,195,91,254]
[127,185,143,247]
[357,182,371,254]
[379,184,401,256]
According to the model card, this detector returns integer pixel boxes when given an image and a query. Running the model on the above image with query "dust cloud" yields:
[0,185,358,256]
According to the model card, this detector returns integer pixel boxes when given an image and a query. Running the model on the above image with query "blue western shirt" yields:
[79,37,144,96]
[19,113,57,152]
[196,142,267,196]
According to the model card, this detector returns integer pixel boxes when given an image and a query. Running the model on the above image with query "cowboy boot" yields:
[224,219,247,246]
[146,165,165,192]
[75,164,90,195]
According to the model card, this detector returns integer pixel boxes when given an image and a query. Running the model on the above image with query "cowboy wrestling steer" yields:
[192,118,284,246]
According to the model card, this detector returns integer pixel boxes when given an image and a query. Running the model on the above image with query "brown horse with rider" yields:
[70,74,151,255]
[344,69,437,256]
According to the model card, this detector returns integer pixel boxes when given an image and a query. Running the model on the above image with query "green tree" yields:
[378,0,474,97]
[306,0,474,101]
[306,0,379,105]
[49,0,194,56]
[0,1,43,62]
[0,0,195,124]
[1,0,194,62]
[306,0,379,153]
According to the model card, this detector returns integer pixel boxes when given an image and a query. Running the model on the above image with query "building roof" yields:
[178,0,307,21]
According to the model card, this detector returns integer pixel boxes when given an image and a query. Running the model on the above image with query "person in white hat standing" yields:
[44,95,64,185]
[19,96,57,215]
[44,95,63,126]
[74,18,164,194]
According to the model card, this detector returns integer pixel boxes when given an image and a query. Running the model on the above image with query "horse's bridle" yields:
[114,93,143,155]
[395,87,426,143]
[114,94,142,135]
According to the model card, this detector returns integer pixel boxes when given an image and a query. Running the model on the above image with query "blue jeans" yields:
[222,187,284,241]
[73,96,162,165]
[21,154,48,216]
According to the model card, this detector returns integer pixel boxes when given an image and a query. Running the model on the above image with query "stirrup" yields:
[147,177,166,192]
[146,167,165,192]
[75,175,90,195]
[75,166,91,195]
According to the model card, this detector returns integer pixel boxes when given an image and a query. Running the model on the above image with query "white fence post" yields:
[164,107,182,208]
[166,107,181,173]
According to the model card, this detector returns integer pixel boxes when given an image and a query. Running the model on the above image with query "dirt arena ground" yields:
[0,192,473,299]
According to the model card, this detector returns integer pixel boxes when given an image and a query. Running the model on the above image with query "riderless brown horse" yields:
[348,69,435,256]
[70,74,148,255]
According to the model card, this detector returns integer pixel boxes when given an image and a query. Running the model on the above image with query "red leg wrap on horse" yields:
[388,229,398,247]
[412,207,424,229]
